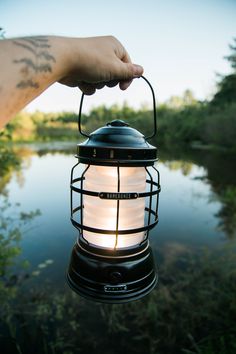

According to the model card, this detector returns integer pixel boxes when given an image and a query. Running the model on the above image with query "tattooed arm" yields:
[0,35,143,128]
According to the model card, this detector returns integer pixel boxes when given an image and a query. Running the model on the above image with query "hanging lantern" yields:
[67,76,161,303]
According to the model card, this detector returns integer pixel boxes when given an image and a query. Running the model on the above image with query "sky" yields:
[1,0,236,113]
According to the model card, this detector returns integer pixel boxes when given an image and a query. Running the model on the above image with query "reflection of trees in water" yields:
[1,144,236,241]
[1,145,236,241]
[214,186,236,239]
[194,151,236,240]
[0,146,21,194]
[162,160,194,176]
[0,144,75,193]
[0,146,35,193]
[162,149,236,240]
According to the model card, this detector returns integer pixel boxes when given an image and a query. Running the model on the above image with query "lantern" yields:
[67,76,161,303]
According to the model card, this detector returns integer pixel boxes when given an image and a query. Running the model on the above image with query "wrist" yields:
[48,36,74,81]
[51,36,85,81]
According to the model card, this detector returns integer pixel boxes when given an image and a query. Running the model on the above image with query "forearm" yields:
[0,35,143,129]
[0,36,68,128]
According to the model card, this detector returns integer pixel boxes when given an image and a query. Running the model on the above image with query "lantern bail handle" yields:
[77,75,157,140]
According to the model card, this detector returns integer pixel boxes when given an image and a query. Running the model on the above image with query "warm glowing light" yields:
[83,165,146,248]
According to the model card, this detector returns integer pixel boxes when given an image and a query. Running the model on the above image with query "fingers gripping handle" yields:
[78,76,157,140]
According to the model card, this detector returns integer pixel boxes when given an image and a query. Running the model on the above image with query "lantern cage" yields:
[67,76,161,303]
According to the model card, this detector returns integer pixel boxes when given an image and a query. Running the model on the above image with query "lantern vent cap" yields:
[83,121,146,147]
[76,120,157,166]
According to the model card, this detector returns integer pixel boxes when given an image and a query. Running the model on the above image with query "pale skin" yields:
[0,35,144,129]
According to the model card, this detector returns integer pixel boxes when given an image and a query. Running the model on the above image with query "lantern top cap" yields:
[80,120,151,148]
[76,120,157,166]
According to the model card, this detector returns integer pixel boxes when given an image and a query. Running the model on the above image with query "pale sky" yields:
[1,0,236,112]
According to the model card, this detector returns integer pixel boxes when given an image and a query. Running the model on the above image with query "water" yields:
[1,143,233,289]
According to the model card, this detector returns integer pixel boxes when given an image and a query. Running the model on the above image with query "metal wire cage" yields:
[70,163,160,251]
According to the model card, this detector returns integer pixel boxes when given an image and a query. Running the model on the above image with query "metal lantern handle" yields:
[77,75,157,140]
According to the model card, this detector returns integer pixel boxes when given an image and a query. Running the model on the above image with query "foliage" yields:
[0,198,41,353]
[0,199,40,276]
[98,246,236,354]
[1,95,235,152]
[211,74,236,107]
[201,103,236,149]
[0,146,20,177]
[211,38,236,107]
[0,143,21,195]
[225,37,236,70]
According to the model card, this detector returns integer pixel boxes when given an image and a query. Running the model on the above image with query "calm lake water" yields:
[1,142,235,290]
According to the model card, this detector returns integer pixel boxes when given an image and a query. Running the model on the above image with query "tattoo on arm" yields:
[13,36,56,89]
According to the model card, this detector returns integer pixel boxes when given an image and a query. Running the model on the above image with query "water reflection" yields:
[162,160,194,176]
[0,144,236,275]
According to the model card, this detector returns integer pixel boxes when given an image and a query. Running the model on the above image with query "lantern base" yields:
[67,238,157,303]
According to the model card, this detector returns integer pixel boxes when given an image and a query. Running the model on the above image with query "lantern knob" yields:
[107,120,129,127]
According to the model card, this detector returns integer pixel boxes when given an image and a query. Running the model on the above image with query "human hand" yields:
[58,36,144,95]
[0,35,143,127]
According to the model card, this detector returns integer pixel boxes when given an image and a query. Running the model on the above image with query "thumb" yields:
[130,63,144,78]
[118,63,144,90]
[121,62,144,80]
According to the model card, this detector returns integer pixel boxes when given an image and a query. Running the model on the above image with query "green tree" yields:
[212,38,236,107]
[225,37,236,69]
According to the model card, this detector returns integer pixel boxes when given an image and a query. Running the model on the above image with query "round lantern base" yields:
[67,238,157,304]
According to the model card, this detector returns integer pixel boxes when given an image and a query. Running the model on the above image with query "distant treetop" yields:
[211,37,236,107]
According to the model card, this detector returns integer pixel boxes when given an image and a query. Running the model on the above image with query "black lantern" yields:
[67,76,161,303]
